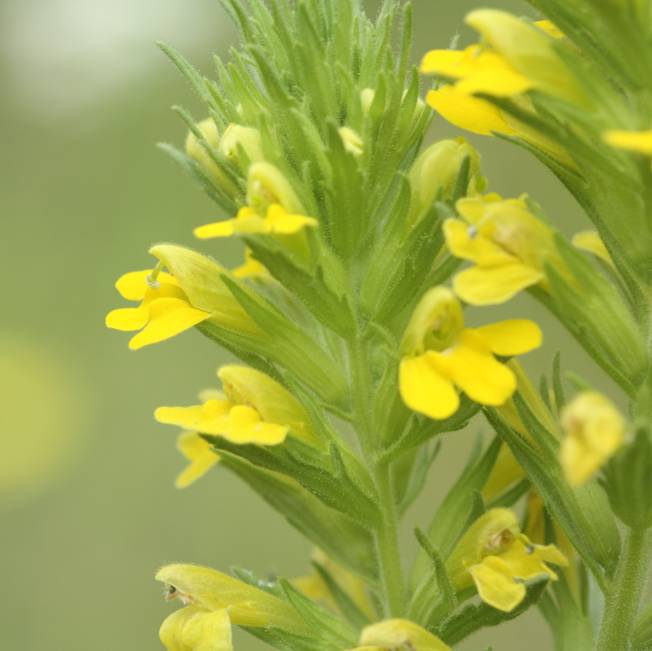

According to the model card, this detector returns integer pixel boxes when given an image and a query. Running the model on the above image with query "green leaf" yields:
[397,441,441,515]
[219,275,347,404]
[243,626,338,651]
[539,575,595,651]
[219,452,378,581]
[243,239,355,338]
[157,41,209,101]
[280,579,358,647]
[413,528,457,616]
[311,561,371,630]
[436,579,549,645]
[205,436,380,526]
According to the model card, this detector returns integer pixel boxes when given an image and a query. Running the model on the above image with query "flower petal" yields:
[453,264,543,305]
[175,432,220,489]
[224,404,289,445]
[128,298,210,350]
[438,335,517,406]
[159,606,233,651]
[399,354,460,420]
[193,220,238,239]
[115,270,178,301]
[444,218,516,266]
[155,399,232,434]
[572,230,614,267]
[359,618,451,651]
[604,128,652,155]
[266,204,318,234]
[469,556,526,612]
[105,305,150,331]
[426,86,516,136]
[472,319,542,356]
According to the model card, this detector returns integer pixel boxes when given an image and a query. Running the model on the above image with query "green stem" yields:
[374,459,406,616]
[348,336,405,616]
[597,527,651,651]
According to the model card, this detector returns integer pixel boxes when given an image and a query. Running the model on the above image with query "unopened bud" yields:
[219,123,264,166]
[185,118,238,195]
[408,138,485,222]
[339,126,364,157]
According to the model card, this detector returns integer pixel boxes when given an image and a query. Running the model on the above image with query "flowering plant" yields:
[109,1,652,649]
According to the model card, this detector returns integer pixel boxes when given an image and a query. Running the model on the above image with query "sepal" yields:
[602,428,652,530]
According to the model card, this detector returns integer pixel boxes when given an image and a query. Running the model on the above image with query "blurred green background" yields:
[0,0,617,649]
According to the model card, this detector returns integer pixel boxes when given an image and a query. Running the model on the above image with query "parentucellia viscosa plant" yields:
[107,1,652,649]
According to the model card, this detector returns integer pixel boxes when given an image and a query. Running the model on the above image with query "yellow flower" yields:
[560,391,625,486]
[425,85,516,137]
[159,606,232,651]
[232,248,270,280]
[156,563,311,637]
[425,86,574,168]
[421,45,533,97]
[155,365,318,484]
[399,287,542,420]
[444,194,559,305]
[572,230,614,267]
[194,203,317,239]
[464,10,582,103]
[447,509,568,612]
[174,431,220,489]
[351,619,451,651]
[156,394,288,447]
[603,128,652,155]
[293,549,374,618]
[105,269,210,350]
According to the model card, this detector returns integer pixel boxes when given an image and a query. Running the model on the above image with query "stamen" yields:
[468,225,478,239]
[147,262,164,289]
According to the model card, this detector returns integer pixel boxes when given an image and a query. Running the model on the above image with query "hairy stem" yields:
[348,336,405,616]
[597,527,651,651]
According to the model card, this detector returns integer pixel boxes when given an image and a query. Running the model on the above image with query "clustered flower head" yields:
[110,0,652,649]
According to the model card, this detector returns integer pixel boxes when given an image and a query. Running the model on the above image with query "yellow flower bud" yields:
[356,619,451,651]
[159,606,232,651]
[247,162,305,214]
[400,287,464,355]
[149,244,259,335]
[218,123,264,165]
[560,391,625,485]
[217,365,317,445]
[339,126,364,156]
[185,118,238,195]
[408,138,485,222]
[156,564,310,635]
